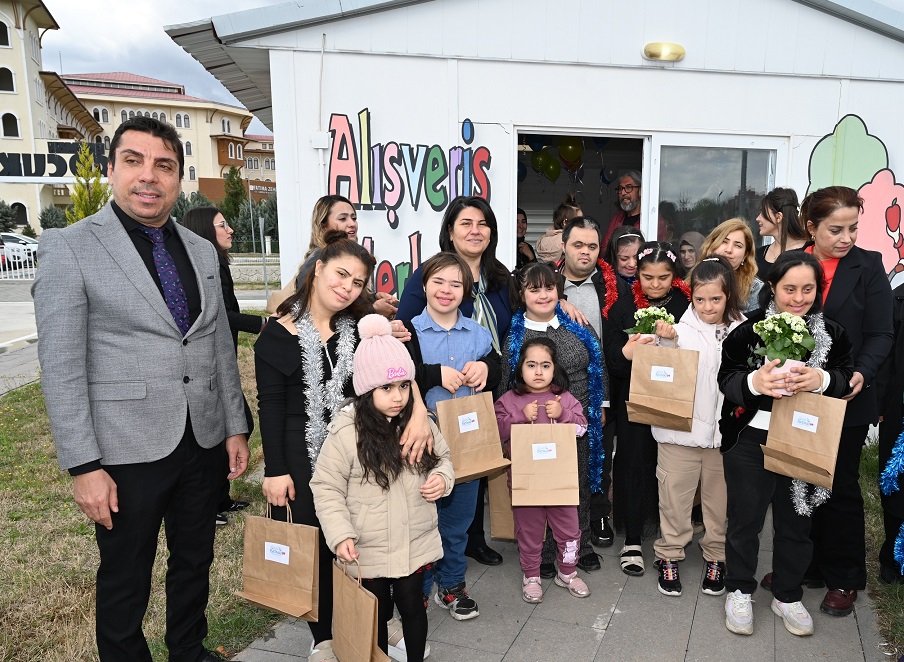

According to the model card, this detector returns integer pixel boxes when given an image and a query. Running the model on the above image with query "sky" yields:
[41,0,288,135]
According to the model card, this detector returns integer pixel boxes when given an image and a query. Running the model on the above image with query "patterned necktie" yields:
[140,226,191,335]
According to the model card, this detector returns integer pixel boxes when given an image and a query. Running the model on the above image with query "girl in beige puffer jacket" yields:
[311,315,453,662]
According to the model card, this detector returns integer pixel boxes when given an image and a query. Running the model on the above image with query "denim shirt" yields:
[411,308,493,412]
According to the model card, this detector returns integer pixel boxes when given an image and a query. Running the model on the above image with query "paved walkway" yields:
[234,514,888,662]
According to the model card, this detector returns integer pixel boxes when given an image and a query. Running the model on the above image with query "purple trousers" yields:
[513,505,580,577]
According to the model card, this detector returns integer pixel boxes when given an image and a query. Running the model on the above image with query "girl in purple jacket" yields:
[495,337,591,603]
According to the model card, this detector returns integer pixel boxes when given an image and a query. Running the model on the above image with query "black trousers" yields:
[612,401,659,541]
[808,424,868,590]
[466,476,489,547]
[95,420,223,662]
[590,416,615,520]
[723,427,812,603]
[362,571,428,662]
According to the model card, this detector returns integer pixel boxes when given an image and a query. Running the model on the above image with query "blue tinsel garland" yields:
[880,419,904,572]
[507,304,606,491]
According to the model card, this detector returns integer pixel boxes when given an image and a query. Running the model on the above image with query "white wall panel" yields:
[476,0,514,60]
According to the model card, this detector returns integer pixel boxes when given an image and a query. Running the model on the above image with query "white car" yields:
[0,232,37,267]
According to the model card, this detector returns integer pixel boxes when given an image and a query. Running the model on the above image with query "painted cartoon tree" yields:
[66,142,111,225]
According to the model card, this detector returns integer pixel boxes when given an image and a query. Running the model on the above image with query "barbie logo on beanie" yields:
[353,314,416,395]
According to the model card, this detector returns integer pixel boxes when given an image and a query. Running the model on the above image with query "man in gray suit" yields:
[33,117,249,662]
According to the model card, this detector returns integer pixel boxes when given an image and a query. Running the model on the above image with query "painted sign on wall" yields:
[327,108,494,296]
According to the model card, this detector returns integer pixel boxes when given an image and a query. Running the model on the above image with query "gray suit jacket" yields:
[33,203,248,471]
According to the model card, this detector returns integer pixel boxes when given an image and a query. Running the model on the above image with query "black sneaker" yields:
[577,552,602,572]
[656,559,682,596]
[702,560,726,596]
[223,499,250,512]
[435,582,479,620]
[590,516,614,547]
[540,563,556,579]
[215,513,228,526]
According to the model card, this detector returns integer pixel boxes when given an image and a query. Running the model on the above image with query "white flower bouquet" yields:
[753,311,815,367]
[625,306,675,335]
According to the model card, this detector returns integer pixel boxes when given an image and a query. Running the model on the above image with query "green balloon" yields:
[530,150,544,173]
[543,156,561,182]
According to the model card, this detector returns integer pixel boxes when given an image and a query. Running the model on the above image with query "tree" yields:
[0,200,16,231]
[39,205,67,229]
[258,192,279,241]
[66,142,111,225]
[21,223,37,238]
[171,191,214,223]
[220,166,246,223]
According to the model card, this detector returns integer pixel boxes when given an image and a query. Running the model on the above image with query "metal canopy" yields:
[165,1,432,132]
[792,0,904,42]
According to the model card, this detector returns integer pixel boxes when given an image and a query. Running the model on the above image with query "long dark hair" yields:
[757,250,825,314]
[760,187,806,250]
[512,337,569,396]
[353,384,438,490]
[181,206,229,263]
[689,256,743,324]
[276,230,376,323]
[438,196,511,293]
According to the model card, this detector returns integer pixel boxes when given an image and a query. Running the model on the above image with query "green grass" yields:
[862,439,904,657]
[0,332,281,661]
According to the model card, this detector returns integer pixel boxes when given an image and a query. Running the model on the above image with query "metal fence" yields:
[0,245,37,281]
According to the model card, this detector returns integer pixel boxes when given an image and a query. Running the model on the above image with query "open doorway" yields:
[516,133,644,253]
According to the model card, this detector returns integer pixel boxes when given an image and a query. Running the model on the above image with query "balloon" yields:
[531,149,549,173]
[592,137,610,150]
[560,154,582,173]
[559,136,583,164]
[600,168,611,185]
[527,137,545,153]
[543,155,561,182]
[518,160,527,182]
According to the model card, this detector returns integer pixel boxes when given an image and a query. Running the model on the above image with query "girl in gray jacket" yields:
[312,314,454,662]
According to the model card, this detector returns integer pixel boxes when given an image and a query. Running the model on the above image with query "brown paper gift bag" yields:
[235,504,319,620]
[487,468,515,540]
[332,560,390,662]
[435,391,510,484]
[764,391,847,490]
[510,422,579,506]
[626,343,699,432]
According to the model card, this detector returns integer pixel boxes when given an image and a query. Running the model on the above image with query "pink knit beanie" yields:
[353,314,416,395]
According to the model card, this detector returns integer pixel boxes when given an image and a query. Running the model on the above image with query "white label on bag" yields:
[791,411,819,433]
[650,365,674,382]
[265,541,290,565]
[458,412,479,433]
[532,443,557,460]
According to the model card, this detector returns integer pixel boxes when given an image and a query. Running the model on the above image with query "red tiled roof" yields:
[67,83,208,103]
[244,134,274,141]
[65,72,181,88]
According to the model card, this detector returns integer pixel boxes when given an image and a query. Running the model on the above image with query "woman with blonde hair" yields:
[697,218,762,312]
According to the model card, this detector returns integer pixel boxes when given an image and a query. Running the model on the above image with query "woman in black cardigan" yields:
[719,251,853,636]
[796,187,893,617]
[182,207,265,520]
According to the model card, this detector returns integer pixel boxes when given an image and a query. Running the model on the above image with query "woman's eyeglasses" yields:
[215,221,230,229]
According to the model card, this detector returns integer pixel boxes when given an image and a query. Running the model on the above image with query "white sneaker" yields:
[387,617,431,661]
[724,590,754,635]
[771,598,814,636]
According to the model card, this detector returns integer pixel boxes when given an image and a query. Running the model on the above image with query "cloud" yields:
[41,0,286,132]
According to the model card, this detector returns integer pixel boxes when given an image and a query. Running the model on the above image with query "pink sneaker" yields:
[555,570,591,598]
[522,575,543,603]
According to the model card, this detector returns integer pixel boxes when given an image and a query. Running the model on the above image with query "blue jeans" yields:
[423,479,479,593]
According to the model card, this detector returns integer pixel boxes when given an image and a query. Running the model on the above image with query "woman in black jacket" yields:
[182,206,265,521]
[719,251,853,637]
[797,187,894,616]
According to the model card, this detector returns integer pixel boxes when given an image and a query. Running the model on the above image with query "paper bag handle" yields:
[451,387,478,399]
[337,558,362,586]
[265,502,294,524]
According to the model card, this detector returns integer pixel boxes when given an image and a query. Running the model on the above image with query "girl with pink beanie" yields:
[311,314,454,662]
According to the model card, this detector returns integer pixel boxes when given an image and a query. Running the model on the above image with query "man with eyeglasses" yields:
[601,172,668,247]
